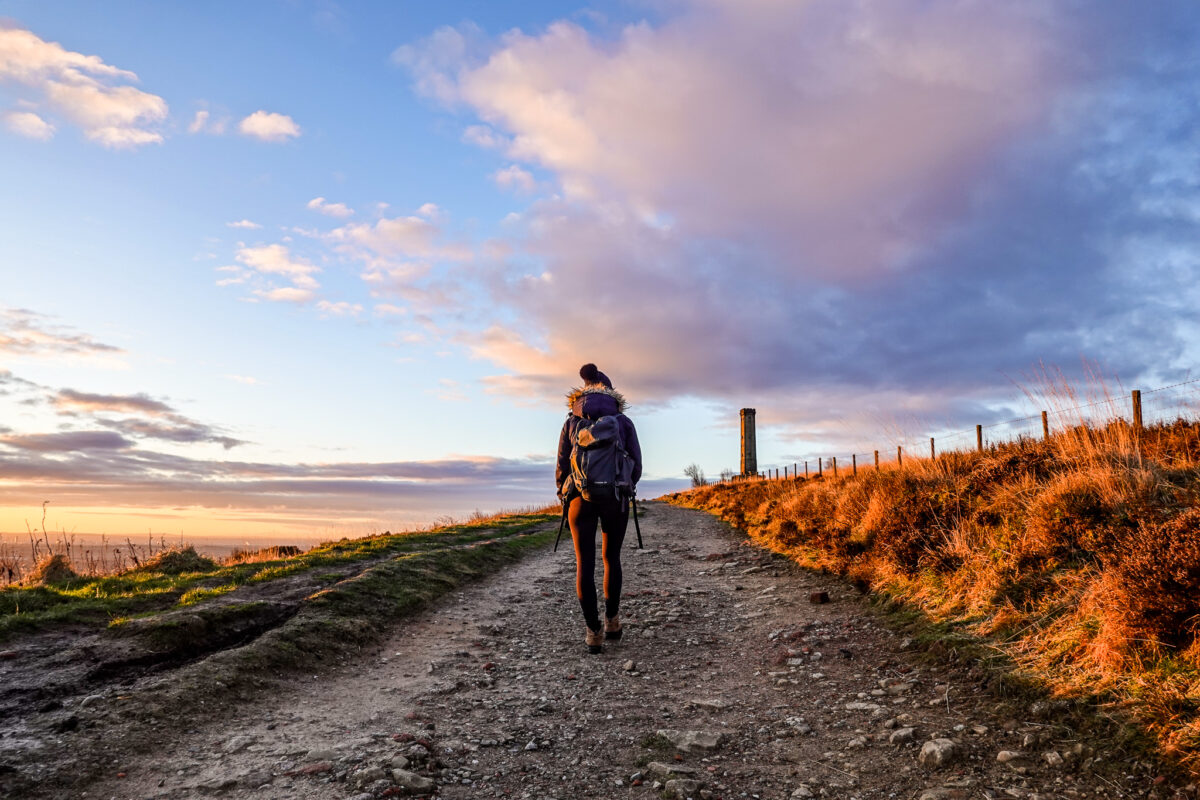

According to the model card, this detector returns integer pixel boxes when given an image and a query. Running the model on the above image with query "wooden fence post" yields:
[1042,410,1049,440]
[784,466,788,479]
[1132,389,1143,430]
[852,453,857,476]
[976,424,983,452]
[794,462,798,479]
[930,437,936,460]
[774,468,779,480]
[897,446,903,467]
[805,461,809,478]
[874,450,879,469]
[832,456,837,478]
[817,458,822,477]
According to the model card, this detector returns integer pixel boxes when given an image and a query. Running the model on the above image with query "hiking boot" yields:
[604,615,622,640]
[585,627,604,654]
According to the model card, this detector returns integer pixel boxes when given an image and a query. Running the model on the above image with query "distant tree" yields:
[719,468,735,483]
[684,463,707,487]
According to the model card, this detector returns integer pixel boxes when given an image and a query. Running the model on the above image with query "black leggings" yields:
[568,495,628,631]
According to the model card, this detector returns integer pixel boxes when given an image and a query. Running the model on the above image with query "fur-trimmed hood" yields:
[566,385,628,415]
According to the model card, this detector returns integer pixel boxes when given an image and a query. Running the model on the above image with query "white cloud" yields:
[226,219,262,230]
[0,24,167,148]
[316,300,364,317]
[188,109,209,133]
[2,110,53,140]
[238,110,301,142]
[232,243,320,302]
[493,164,536,193]
[307,196,355,218]
[373,303,407,316]
[327,215,470,263]
[416,203,441,219]
[462,124,503,148]
[236,243,320,286]
[188,108,227,135]
[253,286,315,303]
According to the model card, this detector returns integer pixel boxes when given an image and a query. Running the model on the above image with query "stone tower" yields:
[740,408,757,476]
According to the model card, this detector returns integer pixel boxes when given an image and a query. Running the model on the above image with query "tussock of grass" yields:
[667,418,1200,774]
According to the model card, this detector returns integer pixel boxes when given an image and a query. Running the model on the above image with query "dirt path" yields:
[81,503,1181,800]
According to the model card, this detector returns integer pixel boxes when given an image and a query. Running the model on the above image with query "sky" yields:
[1,1,1198,542]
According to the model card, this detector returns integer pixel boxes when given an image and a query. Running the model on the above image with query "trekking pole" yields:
[552,498,568,552]
[632,493,644,549]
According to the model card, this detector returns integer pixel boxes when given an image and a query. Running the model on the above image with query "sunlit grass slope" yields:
[666,419,1200,773]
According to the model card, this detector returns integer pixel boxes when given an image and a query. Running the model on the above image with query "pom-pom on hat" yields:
[579,363,613,389]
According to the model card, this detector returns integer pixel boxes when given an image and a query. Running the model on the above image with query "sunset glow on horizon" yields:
[3,2,1198,540]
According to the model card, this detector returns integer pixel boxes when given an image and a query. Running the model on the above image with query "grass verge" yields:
[0,513,554,643]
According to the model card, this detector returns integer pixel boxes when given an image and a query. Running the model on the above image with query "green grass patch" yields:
[0,511,555,642]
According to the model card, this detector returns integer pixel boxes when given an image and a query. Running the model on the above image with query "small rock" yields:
[392,769,435,792]
[689,698,729,710]
[524,740,538,751]
[809,591,830,604]
[889,727,916,744]
[222,734,255,754]
[624,660,636,672]
[391,754,410,770]
[918,738,958,767]
[305,748,340,763]
[664,778,704,798]
[656,729,723,753]
[51,715,79,733]
[240,770,272,789]
[791,785,815,798]
[1043,750,1064,767]
[78,694,105,709]
[918,789,965,800]
[847,736,867,748]
[647,762,699,777]
[997,750,1023,763]
[351,766,387,788]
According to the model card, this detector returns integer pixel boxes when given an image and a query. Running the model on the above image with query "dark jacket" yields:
[556,385,642,496]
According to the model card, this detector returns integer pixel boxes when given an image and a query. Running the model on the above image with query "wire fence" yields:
[727,377,1200,483]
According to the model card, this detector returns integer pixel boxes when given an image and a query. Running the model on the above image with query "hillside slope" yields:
[667,420,1200,776]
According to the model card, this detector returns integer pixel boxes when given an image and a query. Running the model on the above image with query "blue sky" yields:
[2,1,1198,540]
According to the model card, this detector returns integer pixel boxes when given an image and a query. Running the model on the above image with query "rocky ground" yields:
[41,504,1199,799]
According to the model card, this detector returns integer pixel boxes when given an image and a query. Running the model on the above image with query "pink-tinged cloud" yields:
[413,2,1061,280]
[307,196,355,218]
[53,389,173,416]
[0,308,124,360]
[0,24,167,148]
[395,1,1200,449]
[238,110,301,142]
[2,110,53,140]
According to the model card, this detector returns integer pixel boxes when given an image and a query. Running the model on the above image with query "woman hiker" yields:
[556,363,642,654]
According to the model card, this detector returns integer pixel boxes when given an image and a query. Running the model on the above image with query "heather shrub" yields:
[1024,472,1118,558]
[1105,508,1200,650]
[857,472,958,573]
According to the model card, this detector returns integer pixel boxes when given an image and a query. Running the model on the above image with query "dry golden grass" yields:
[666,415,1200,774]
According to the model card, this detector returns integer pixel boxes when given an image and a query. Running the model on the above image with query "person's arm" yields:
[555,416,573,495]
[622,416,642,487]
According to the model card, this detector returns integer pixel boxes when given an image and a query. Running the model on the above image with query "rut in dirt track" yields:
[85,502,1170,800]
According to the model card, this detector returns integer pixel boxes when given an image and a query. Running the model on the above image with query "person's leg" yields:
[568,496,602,632]
[598,497,629,622]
